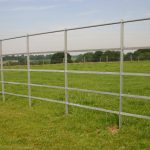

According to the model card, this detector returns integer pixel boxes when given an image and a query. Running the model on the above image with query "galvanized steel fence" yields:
[0,18,150,128]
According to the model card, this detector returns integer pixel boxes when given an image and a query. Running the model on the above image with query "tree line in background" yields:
[2,49,150,66]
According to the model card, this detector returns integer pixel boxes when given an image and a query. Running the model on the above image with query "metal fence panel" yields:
[0,18,150,128]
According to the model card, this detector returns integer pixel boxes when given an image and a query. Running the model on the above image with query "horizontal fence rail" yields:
[1,46,150,56]
[0,91,150,120]
[1,80,150,100]
[1,69,150,77]
[0,17,150,128]
[1,17,150,41]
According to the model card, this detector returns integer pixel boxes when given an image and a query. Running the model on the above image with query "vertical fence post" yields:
[119,20,124,128]
[0,40,5,102]
[26,35,31,107]
[64,29,69,114]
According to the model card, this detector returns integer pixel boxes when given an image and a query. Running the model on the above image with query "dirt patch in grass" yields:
[108,125,119,135]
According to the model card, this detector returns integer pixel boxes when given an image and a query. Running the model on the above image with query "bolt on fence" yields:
[0,18,150,128]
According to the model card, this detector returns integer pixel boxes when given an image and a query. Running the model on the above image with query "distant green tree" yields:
[83,52,94,62]
[124,52,133,61]
[45,54,52,60]
[18,55,26,65]
[102,51,120,61]
[93,51,103,62]
[75,54,84,62]
[133,49,150,60]
[51,52,72,64]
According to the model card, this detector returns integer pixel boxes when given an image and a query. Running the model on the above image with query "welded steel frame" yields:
[0,17,150,128]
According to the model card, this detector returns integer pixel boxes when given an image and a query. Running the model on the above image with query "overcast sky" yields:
[0,0,150,54]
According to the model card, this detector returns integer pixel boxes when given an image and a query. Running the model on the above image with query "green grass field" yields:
[0,61,150,149]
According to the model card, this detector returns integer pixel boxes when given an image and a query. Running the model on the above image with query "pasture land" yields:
[0,61,150,149]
